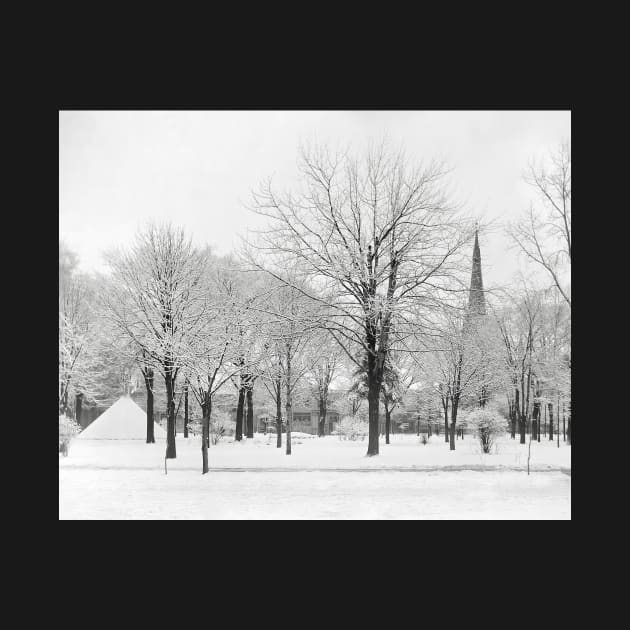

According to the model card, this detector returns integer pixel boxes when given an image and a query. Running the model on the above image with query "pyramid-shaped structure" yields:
[77,396,167,440]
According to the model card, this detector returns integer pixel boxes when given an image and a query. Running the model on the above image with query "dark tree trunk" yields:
[201,397,211,474]
[513,389,519,439]
[164,370,176,458]
[285,365,292,455]
[245,384,254,438]
[519,412,526,444]
[75,393,83,427]
[449,398,458,451]
[557,400,561,448]
[533,400,540,443]
[544,402,547,437]
[366,380,380,456]
[443,399,449,443]
[385,408,391,445]
[318,396,327,437]
[517,387,526,444]
[563,403,566,442]
[144,371,155,444]
[548,402,554,441]
[275,379,282,449]
[60,389,70,417]
[235,386,245,441]
[183,381,189,438]
[365,327,382,456]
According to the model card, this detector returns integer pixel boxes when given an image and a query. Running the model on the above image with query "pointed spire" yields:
[467,227,486,316]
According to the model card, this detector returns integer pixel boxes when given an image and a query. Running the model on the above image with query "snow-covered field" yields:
[59,433,571,519]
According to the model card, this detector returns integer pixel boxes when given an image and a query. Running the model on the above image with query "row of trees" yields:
[59,140,570,473]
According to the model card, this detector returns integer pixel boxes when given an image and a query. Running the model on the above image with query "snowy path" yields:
[60,464,571,473]
[59,468,571,519]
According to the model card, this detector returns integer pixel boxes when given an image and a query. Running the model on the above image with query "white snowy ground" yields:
[59,433,571,519]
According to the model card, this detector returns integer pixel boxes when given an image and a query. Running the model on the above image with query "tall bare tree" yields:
[59,245,101,418]
[102,223,208,458]
[184,260,243,474]
[246,142,469,455]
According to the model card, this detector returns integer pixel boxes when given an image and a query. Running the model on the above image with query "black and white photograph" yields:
[59,110,571,520]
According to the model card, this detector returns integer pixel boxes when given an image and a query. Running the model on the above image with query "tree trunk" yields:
[201,397,211,474]
[275,378,282,448]
[144,371,155,444]
[557,400,561,448]
[183,381,189,438]
[449,398,458,451]
[548,402,554,441]
[385,408,391,445]
[366,379,380,456]
[75,393,83,427]
[164,370,176,458]
[318,395,327,437]
[235,385,245,441]
[513,389,519,440]
[60,388,69,417]
[443,399,449,443]
[285,347,293,455]
[365,327,383,456]
[246,385,254,439]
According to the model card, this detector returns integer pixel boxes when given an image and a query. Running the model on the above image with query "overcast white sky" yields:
[59,110,570,288]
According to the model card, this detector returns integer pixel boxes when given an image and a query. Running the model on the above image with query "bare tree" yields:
[184,261,243,474]
[257,281,319,455]
[246,141,469,456]
[493,284,542,444]
[59,253,102,418]
[102,223,208,459]
[508,141,571,307]
[306,330,342,437]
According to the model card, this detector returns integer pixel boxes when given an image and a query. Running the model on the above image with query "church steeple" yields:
[467,228,486,316]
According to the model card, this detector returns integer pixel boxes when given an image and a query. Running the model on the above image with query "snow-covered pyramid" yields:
[77,396,167,440]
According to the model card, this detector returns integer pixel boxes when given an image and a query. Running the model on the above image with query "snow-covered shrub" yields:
[210,411,235,445]
[465,409,508,453]
[186,412,235,444]
[59,414,81,456]
[335,416,369,441]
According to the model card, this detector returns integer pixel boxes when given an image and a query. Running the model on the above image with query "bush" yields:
[335,416,369,441]
[187,419,203,436]
[465,408,508,454]
[421,434,428,445]
[210,411,235,445]
[59,414,81,456]
[187,412,236,445]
